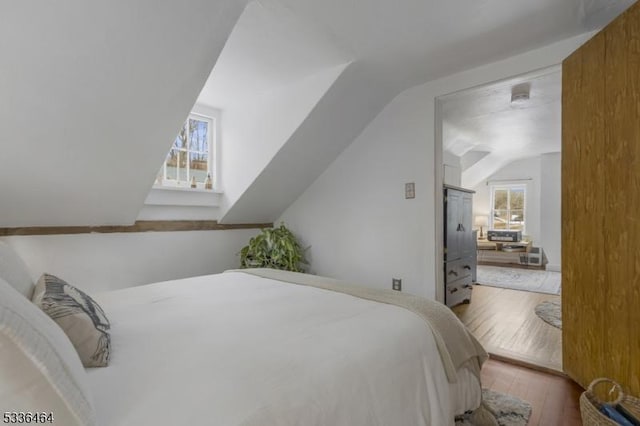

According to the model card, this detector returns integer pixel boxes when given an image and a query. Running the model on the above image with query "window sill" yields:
[151,184,222,194]
[145,186,222,207]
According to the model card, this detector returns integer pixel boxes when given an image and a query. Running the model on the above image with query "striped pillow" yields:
[32,274,111,367]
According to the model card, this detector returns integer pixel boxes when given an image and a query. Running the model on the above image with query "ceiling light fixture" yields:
[511,83,531,106]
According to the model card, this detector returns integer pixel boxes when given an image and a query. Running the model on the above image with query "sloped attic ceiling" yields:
[194,0,353,224]
[0,0,634,227]
[216,0,634,223]
[0,0,247,227]
[442,68,562,188]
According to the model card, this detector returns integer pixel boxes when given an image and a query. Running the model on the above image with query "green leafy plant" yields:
[239,223,308,272]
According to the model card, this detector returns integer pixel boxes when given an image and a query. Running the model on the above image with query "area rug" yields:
[456,389,532,426]
[535,300,562,329]
[476,265,561,295]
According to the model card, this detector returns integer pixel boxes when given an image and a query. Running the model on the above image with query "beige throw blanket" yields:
[230,268,488,384]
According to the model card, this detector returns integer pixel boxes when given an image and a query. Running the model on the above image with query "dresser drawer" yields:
[446,275,473,307]
[445,258,473,282]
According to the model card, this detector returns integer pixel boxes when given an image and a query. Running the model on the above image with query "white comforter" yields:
[86,272,480,426]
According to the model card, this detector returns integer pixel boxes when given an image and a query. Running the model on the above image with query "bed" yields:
[0,244,488,426]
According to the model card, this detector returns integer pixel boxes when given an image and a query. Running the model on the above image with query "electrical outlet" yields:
[392,278,402,291]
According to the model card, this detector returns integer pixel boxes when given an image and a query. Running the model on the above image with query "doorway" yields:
[436,66,563,373]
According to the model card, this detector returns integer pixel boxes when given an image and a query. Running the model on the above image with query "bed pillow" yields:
[0,241,34,299]
[0,277,96,425]
[32,274,111,368]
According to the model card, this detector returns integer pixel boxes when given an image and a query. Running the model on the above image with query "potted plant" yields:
[239,223,308,272]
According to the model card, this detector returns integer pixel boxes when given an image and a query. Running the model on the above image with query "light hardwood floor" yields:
[482,359,583,425]
[453,284,563,373]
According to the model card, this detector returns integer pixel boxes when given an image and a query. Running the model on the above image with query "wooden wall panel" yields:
[562,31,608,391]
[563,2,640,396]
[603,7,640,394]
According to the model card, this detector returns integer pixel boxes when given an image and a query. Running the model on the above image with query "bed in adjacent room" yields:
[1,240,487,426]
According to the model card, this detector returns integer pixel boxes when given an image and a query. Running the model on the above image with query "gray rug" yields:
[456,389,532,426]
[476,265,561,295]
[534,300,562,329]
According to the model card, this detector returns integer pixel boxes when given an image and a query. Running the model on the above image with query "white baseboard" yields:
[546,264,561,272]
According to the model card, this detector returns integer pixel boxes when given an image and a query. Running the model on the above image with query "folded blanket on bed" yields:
[229,268,488,384]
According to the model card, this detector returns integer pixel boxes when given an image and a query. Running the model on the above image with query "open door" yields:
[562,2,640,395]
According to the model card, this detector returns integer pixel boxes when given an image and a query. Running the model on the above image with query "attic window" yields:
[156,112,215,190]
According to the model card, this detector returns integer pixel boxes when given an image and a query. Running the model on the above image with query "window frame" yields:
[155,110,218,191]
[489,184,526,232]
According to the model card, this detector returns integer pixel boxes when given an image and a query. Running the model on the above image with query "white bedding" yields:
[86,272,480,425]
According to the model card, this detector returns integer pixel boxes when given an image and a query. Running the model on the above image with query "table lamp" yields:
[474,215,489,239]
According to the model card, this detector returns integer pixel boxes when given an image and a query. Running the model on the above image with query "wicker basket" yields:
[580,378,640,425]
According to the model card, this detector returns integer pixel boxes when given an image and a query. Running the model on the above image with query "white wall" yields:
[472,153,561,271]
[279,95,432,296]
[280,33,591,299]
[443,151,462,187]
[472,157,541,243]
[540,152,562,271]
[1,229,260,294]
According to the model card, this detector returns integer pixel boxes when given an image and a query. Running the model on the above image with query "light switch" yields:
[405,182,415,199]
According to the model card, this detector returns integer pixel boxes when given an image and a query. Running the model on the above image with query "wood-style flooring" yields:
[482,359,583,425]
[453,284,563,373]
